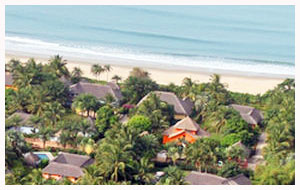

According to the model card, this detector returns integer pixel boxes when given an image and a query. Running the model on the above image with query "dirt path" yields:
[247,132,267,170]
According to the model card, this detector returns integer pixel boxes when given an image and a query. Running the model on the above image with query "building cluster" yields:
[6,72,264,185]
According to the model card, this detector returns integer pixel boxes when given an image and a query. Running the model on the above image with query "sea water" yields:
[5,6,295,77]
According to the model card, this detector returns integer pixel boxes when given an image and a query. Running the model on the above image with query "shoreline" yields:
[5,52,286,95]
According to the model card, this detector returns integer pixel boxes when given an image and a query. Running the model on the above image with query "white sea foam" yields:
[5,36,295,77]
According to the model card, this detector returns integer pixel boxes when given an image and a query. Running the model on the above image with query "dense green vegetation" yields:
[5,56,295,185]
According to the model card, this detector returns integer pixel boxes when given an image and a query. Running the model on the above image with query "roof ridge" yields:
[154,91,187,114]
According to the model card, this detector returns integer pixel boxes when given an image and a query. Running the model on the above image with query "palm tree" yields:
[194,92,210,122]
[104,64,112,82]
[72,93,98,117]
[80,137,95,154]
[26,86,50,116]
[168,146,180,165]
[71,67,83,78]
[133,156,155,184]
[112,75,122,83]
[48,55,70,78]
[22,169,46,185]
[129,67,150,78]
[43,101,65,128]
[182,77,196,99]
[157,166,188,185]
[185,138,219,173]
[6,59,21,73]
[59,131,69,149]
[12,59,40,89]
[38,127,54,149]
[79,165,104,185]
[210,73,220,84]
[78,119,92,137]
[91,64,105,81]
[104,94,115,104]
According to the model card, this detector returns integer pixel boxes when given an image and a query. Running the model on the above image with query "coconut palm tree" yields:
[129,67,150,78]
[157,166,188,185]
[168,146,180,166]
[112,75,122,83]
[26,86,50,116]
[71,67,83,78]
[185,138,219,173]
[104,64,112,82]
[72,93,98,117]
[48,55,70,78]
[59,131,69,149]
[133,156,155,184]
[79,165,104,185]
[6,59,21,73]
[91,64,105,81]
[43,101,65,128]
[48,55,69,77]
[80,137,95,154]
[22,169,46,185]
[38,127,54,149]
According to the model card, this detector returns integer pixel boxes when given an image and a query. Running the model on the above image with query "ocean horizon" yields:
[5,6,295,77]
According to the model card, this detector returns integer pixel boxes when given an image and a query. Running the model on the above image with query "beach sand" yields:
[5,53,285,95]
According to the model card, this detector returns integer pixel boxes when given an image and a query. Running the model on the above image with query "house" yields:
[231,104,263,127]
[7,112,38,135]
[231,141,251,158]
[70,81,123,104]
[5,72,16,90]
[137,91,194,120]
[185,171,252,185]
[227,141,251,168]
[42,152,94,183]
[162,116,210,144]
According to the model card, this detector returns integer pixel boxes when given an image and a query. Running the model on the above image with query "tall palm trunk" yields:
[43,140,46,149]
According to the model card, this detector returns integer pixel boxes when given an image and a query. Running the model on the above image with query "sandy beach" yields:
[5,53,285,95]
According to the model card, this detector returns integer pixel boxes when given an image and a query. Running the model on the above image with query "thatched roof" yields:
[53,152,93,167]
[59,76,72,87]
[231,141,251,158]
[185,171,251,185]
[70,82,123,101]
[227,174,252,185]
[162,117,210,138]
[107,81,120,90]
[137,91,193,115]
[42,152,94,178]
[231,104,263,125]
[42,162,84,178]
[8,111,33,126]
[5,72,13,86]
[173,116,199,131]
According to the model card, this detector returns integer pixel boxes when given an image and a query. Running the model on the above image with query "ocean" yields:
[5,6,295,77]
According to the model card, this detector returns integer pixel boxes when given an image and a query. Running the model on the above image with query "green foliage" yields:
[95,105,119,137]
[135,93,174,133]
[72,93,100,117]
[221,113,259,147]
[185,137,222,173]
[218,161,242,178]
[156,166,188,185]
[253,157,295,185]
[221,134,241,147]
[91,64,105,80]
[127,115,152,132]
[5,89,17,115]
[5,131,31,168]
[122,76,158,104]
